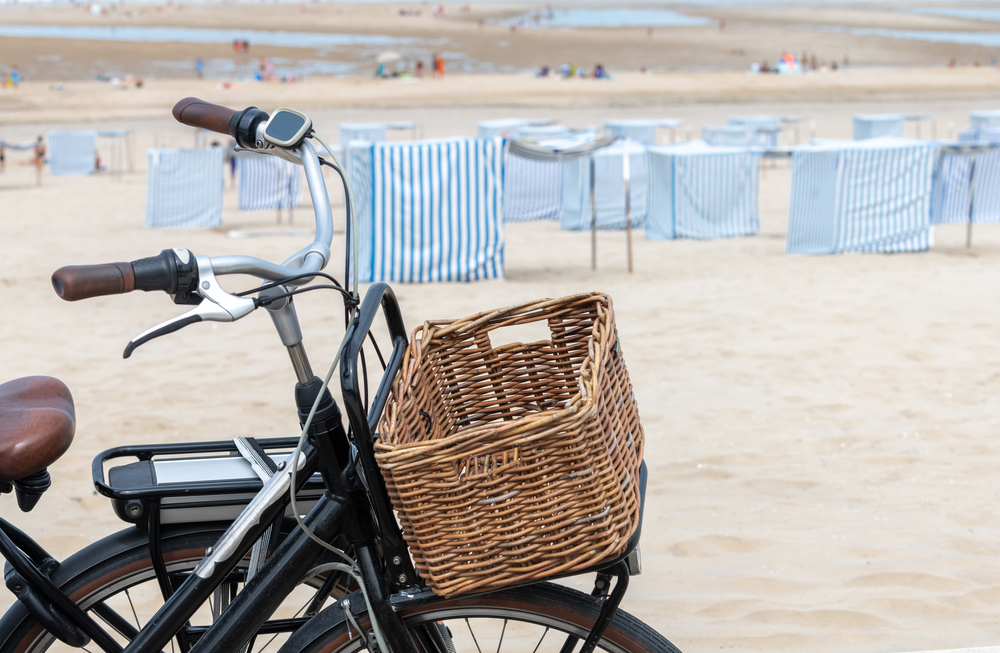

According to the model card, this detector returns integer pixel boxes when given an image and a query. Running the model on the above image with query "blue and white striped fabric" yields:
[517,125,572,139]
[504,130,598,223]
[728,115,781,148]
[560,140,647,230]
[604,120,658,145]
[476,119,553,139]
[236,152,301,211]
[932,148,1000,225]
[346,137,505,283]
[146,148,224,228]
[853,115,905,140]
[958,129,1000,143]
[48,130,96,176]
[477,119,525,139]
[703,125,754,147]
[0,139,35,151]
[787,137,937,254]
[340,123,388,144]
[969,110,1000,131]
[646,140,762,240]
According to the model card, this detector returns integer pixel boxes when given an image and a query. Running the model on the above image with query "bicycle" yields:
[0,97,681,653]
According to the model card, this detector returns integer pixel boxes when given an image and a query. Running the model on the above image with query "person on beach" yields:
[10,66,19,88]
[33,136,44,186]
[0,144,5,174]
[415,60,423,78]
[195,57,204,79]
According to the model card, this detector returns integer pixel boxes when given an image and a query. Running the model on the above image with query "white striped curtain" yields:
[236,152,302,211]
[788,139,937,254]
[146,148,225,228]
[646,142,762,240]
[604,120,659,145]
[340,123,388,144]
[969,111,1000,131]
[477,119,526,139]
[518,125,572,139]
[49,130,96,176]
[932,149,1000,225]
[503,152,562,222]
[347,138,505,283]
[728,116,781,148]
[703,126,754,147]
[560,141,647,230]
[853,115,905,140]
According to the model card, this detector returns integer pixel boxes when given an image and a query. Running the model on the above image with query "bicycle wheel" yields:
[0,523,345,653]
[288,582,681,653]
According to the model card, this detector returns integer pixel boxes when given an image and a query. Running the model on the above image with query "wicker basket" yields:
[375,292,644,597]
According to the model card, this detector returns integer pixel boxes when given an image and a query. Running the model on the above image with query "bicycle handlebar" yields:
[52,263,135,301]
[172,97,238,136]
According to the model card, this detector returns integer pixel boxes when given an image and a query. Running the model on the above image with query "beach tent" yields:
[236,151,301,211]
[339,122,420,145]
[476,119,553,139]
[345,137,505,283]
[603,119,685,145]
[958,128,1000,143]
[931,145,1000,225]
[503,130,598,223]
[561,139,647,230]
[0,139,36,152]
[969,110,1000,131]
[146,148,225,228]
[787,137,938,254]
[517,124,573,139]
[702,125,754,147]
[97,129,134,176]
[854,114,934,140]
[645,140,762,240]
[728,116,782,148]
[853,115,905,140]
[48,130,96,177]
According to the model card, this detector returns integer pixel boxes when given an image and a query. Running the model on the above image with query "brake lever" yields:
[123,256,256,358]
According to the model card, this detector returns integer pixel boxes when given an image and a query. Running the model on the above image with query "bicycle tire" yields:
[0,523,341,653]
[283,581,681,653]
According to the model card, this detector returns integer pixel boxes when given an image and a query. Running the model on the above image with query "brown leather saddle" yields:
[0,376,75,483]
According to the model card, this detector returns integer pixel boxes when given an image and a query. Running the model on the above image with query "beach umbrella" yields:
[376,51,402,64]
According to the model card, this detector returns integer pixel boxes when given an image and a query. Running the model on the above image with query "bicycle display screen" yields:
[264,110,310,146]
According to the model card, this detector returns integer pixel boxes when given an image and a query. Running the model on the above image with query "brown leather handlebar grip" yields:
[171,97,237,136]
[51,263,135,302]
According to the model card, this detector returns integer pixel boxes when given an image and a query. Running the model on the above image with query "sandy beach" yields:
[4,3,1000,652]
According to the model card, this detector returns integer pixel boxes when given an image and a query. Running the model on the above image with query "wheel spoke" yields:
[124,588,141,629]
[465,618,483,653]
[531,628,550,653]
[495,619,506,653]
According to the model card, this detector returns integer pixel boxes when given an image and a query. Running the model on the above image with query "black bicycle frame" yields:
[0,283,418,653]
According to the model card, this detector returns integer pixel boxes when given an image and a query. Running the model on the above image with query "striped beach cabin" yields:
[49,130,96,177]
[787,137,938,254]
[853,115,909,140]
[236,151,301,211]
[346,137,505,283]
[645,140,762,240]
[728,116,782,148]
[702,125,754,148]
[476,119,553,139]
[969,110,1000,132]
[560,139,647,231]
[603,119,685,145]
[146,148,225,228]
[503,130,598,223]
[932,146,1000,225]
